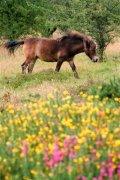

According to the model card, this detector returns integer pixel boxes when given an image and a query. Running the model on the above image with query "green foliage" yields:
[45,0,87,33]
[0,0,52,39]
[0,0,35,38]
[89,78,120,100]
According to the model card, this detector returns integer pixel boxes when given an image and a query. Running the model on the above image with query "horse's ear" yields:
[83,39,91,52]
[59,35,68,43]
[83,40,87,52]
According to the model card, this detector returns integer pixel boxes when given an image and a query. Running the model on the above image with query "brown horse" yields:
[5,31,99,78]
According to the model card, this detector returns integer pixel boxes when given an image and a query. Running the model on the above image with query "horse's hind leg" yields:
[68,60,79,79]
[21,59,31,74]
[21,62,28,74]
[28,59,37,73]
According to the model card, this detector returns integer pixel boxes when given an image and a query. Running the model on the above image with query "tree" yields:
[0,0,32,38]
[46,0,120,60]
[0,0,51,39]
[45,0,87,33]
[83,0,120,60]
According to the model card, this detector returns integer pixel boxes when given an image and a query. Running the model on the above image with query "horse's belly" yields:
[40,51,57,62]
[41,58,57,62]
[36,40,58,62]
[36,46,57,62]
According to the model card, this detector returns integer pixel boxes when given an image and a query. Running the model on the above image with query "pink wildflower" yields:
[99,165,107,177]
[64,136,77,148]
[117,164,120,177]
[44,144,64,168]
[52,144,64,163]
[68,149,76,159]
[64,136,77,159]
[76,175,87,180]
[107,162,114,179]
[97,176,104,180]
[93,177,98,180]
[21,141,29,156]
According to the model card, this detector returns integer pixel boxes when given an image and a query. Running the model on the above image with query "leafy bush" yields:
[89,78,120,100]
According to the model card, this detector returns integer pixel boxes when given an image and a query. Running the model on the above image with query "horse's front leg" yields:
[55,60,64,72]
[68,59,79,79]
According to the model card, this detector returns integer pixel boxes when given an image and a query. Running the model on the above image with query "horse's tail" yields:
[4,40,24,54]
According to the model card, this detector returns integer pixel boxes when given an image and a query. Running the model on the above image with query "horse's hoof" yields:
[75,76,79,79]
[74,73,79,79]
[22,72,26,75]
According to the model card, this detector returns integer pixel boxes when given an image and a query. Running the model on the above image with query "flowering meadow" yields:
[0,91,120,180]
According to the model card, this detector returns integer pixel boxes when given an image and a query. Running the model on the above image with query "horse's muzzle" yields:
[92,56,99,62]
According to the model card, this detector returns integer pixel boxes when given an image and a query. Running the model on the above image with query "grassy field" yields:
[0,42,120,105]
[0,42,120,179]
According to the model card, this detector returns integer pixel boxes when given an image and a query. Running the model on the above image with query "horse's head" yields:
[83,38,99,62]
[58,31,99,62]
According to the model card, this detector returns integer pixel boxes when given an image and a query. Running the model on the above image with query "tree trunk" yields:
[99,48,105,62]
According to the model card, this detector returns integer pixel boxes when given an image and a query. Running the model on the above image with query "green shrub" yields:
[89,78,120,100]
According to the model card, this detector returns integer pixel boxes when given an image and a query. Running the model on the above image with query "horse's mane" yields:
[68,31,97,47]
[58,30,94,45]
